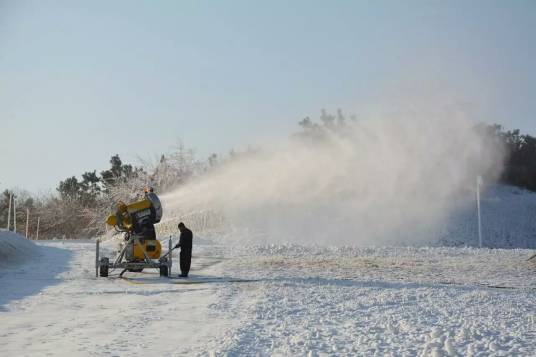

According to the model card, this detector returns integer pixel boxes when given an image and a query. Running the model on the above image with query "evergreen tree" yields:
[100,154,137,189]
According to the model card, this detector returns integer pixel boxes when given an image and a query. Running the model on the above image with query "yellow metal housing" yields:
[132,239,161,260]
[106,199,153,231]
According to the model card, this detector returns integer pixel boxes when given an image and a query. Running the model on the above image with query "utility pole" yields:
[13,195,17,234]
[477,176,483,248]
[26,208,30,239]
[7,193,12,230]
[36,217,40,240]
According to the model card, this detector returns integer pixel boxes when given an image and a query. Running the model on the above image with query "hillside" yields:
[441,184,536,249]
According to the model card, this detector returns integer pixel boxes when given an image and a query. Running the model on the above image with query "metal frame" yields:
[96,237,173,277]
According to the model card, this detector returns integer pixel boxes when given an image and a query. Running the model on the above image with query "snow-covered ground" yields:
[0,238,251,356]
[1,185,536,356]
[1,237,535,356]
[221,244,536,356]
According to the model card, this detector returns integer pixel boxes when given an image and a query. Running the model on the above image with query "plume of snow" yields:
[160,110,504,246]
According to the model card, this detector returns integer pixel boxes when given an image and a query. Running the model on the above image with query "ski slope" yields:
[0,237,535,356]
[440,185,536,249]
[1,185,536,355]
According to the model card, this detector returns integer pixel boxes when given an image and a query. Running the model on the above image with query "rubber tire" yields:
[159,264,168,277]
[99,257,109,277]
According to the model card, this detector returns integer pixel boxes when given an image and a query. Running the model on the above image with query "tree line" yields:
[0,142,204,239]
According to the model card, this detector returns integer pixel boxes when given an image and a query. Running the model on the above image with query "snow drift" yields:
[161,114,504,246]
[0,230,39,267]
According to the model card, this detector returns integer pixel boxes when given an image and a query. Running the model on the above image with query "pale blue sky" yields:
[1,0,535,192]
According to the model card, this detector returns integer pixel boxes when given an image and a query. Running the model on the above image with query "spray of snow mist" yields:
[160,112,504,246]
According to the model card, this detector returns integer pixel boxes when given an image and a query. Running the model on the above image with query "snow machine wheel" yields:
[99,257,109,277]
[159,260,169,277]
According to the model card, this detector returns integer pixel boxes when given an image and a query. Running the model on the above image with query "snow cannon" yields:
[104,196,163,261]
[105,192,163,231]
[96,190,173,278]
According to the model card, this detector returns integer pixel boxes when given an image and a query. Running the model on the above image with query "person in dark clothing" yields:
[175,222,193,277]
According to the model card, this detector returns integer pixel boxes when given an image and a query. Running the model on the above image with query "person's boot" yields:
[178,273,188,278]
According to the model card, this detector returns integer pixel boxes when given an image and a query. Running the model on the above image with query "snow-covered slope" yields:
[441,185,536,249]
[0,230,39,267]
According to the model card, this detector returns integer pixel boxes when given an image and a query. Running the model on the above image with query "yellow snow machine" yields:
[95,188,173,278]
